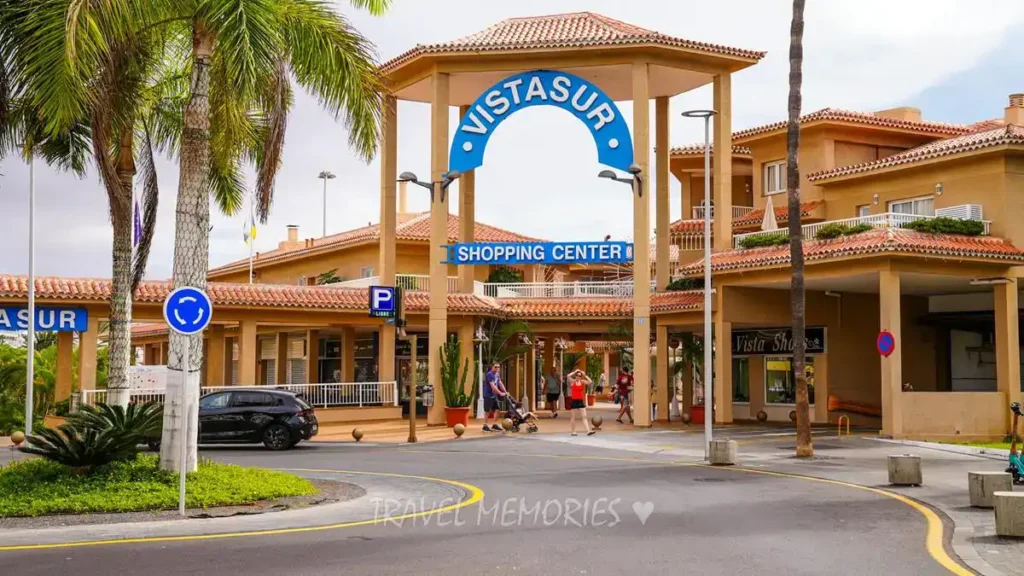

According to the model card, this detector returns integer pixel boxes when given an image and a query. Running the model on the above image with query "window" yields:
[232,392,275,407]
[732,358,750,402]
[765,356,816,405]
[763,160,786,195]
[857,205,871,217]
[200,393,230,409]
[360,266,375,278]
[888,196,934,216]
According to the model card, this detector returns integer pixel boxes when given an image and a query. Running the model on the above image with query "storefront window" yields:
[732,358,749,402]
[765,356,815,405]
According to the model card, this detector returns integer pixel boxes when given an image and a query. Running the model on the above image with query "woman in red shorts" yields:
[568,370,596,437]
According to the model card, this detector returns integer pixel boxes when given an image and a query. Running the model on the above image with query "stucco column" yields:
[713,314,733,424]
[458,105,476,294]
[814,352,829,423]
[378,95,398,383]
[158,341,167,365]
[544,337,555,373]
[712,74,733,251]
[879,267,903,437]
[655,322,670,422]
[206,325,225,386]
[427,70,450,426]
[632,61,652,427]
[526,344,537,411]
[55,331,74,402]
[342,327,356,382]
[602,350,610,388]
[458,321,475,395]
[305,330,319,383]
[378,324,395,383]
[655,96,670,290]
[78,316,99,392]
[238,320,257,386]
[224,337,235,385]
[681,174,692,220]
[681,354,693,417]
[995,275,1021,428]
[276,331,290,384]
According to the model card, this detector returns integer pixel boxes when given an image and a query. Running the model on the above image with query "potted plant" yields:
[439,339,473,428]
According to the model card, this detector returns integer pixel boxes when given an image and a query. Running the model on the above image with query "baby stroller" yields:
[502,397,539,433]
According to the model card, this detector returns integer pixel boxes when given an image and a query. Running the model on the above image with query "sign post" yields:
[163,286,213,517]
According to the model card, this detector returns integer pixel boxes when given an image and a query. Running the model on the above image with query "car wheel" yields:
[263,424,292,450]
[147,440,161,452]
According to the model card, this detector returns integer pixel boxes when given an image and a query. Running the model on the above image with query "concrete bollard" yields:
[968,471,1013,508]
[887,454,922,486]
[994,492,1024,537]
[709,438,737,466]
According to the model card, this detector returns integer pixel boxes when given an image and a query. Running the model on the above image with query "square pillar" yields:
[378,95,398,382]
[713,314,733,424]
[276,331,290,384]
[427,70,450,426]
[544,337,555,373]
[206,325,226,386]
[458,321,475,395]
[305,330,320,383]
[238,320,258,386]
[526,344,537,411]
[655,323,670,422]
[342,327,356,382]
[78,315,99,392]
[712,73,733,251]
[681,354,693,417]
[224,337,235,385]
[55,331,74,402]
[632,61,652,427]
[995,276,1021,425]
[379,324,395,382]
[879,267,903,437]
[158,341,167,365]
[458,106,476,294]
[655,96,671,290]
[681,174,692,220]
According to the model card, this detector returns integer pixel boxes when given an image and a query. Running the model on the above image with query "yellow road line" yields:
[0,470,484,553]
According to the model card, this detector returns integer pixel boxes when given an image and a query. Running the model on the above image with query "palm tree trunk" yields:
[159,23,214,473]
[788,0,812,458]
[106,133,135,407]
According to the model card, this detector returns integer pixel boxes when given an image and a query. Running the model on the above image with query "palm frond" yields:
[208,154,246,215]
[201,0,282,98]
[131,121,160,290]
[253,55,291,222]
[346,0,391,16]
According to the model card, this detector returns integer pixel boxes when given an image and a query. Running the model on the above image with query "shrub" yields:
[20,421,144,471]
[901,217,985,236]
[814,222,874,240]
[666,277,704,291]
[738,233,790,249]
[439,338,473,408]
[66,401,163,443]
[486,266,523,283]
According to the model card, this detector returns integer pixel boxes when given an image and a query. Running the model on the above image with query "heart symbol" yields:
[632,501,654,525]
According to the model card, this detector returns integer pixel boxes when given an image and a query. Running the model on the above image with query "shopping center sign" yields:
[445,241,633,266]
[449,70,633,173]
[0,306,88,332]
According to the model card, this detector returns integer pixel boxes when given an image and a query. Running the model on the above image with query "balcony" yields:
[691,205,755,219]
[477,280,655,298]
[732,204,991,249]
[331,274,460,292]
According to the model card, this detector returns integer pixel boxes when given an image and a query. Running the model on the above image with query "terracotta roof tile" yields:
[669,201,823,235]
[209,213,542,276]
[680,229,1024,274]
[501,297,632,318]
[733,108,970,142]
[808,124,1024,182]
[380,12,764,72]
[670,144,752,157]
[650,290,703,313]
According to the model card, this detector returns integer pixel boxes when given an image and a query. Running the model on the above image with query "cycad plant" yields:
[20,408,152,472]
[439,339,473,408]
[66,401,163,443]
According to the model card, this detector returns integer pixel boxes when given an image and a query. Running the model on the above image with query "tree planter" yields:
[445,407,471,428]
[586,394,596,407]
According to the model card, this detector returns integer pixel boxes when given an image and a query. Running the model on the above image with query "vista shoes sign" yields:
[449,70,634,173]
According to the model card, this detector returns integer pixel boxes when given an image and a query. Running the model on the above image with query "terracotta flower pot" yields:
[586,394,596,407]
[445,407,471,428]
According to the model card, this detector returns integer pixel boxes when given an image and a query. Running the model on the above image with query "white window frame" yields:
[856,205,871,218]
[887,196,934,216]
[763,160,786,196]
[359,266,375,278]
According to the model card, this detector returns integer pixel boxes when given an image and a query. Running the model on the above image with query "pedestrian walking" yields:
[615,367,634,424]
[568,369,596,436]
[483,363,508,432]
[544,365,561,418]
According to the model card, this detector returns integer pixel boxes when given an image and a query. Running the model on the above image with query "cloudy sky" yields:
[2,0,1023,279]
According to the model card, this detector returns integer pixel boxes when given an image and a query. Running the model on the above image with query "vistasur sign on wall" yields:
[0,306,88,332]
[445,241,633,266]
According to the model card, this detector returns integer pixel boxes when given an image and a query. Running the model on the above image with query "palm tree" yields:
[787,0,812,458]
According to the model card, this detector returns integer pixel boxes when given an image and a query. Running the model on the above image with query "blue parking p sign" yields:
[369,286,396,319]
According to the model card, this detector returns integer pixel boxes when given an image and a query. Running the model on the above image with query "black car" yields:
[195,388,318,450]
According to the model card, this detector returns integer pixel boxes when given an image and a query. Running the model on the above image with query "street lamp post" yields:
[473,324,489,420]
[318,170,336,237]
[682,109,717,460]
[554,337,567,411]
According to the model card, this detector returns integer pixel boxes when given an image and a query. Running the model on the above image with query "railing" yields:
[691,206,755,219]
[481,280,655,298]
[733,207,991,248]
[76,382,399,409]
[678,235,706,251]
[331,274,459,292]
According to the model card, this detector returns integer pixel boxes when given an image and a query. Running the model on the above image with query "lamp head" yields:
[398,171,418,183]
[445,170,462,181]
[318,170,336,180]
[598,169,617,180]
[627,164,642,176]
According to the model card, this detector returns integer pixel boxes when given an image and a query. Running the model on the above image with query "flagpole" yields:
[248,193,255,284]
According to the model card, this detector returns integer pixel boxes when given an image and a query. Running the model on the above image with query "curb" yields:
[869,437,1008,460]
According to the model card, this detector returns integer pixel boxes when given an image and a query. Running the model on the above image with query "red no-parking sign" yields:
[877,330,896,357]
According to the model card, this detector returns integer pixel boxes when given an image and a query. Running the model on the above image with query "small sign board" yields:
[877,330,896,357]
[445,241,633,266]
[0,306,88,332]
[732,327,826,356]
[162,287,212,336]
[369,286,397,319]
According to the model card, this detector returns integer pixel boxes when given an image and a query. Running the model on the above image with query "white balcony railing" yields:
[481,280,655,299]
[331,274,458,292]
[77,382,399,409]
[733,206,991,249]
[678,235,706,251]
[691,205,755,219]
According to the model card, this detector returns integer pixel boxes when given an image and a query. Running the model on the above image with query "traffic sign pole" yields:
[179,350,188,516]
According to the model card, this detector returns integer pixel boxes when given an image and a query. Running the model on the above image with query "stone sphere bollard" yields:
[501,418,513,431]
[591,415,603,430]
[681,412,692,424]
[709,438,737,466]
[10,431,25,446]
[352,428,364,442]
[756,410,768,423]
[968,471,1013,508]
[994,492,1024,537]
[887,454,922,486]
[453,423,466,438]
[788,410,797,422]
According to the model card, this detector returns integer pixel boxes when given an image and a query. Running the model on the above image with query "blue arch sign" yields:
[449,70,634,173]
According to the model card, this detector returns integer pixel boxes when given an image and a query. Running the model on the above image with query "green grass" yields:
[949,441,1013,451]
[0,454,317,517]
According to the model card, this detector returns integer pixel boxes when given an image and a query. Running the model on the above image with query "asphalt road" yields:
[1,437,955,575]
